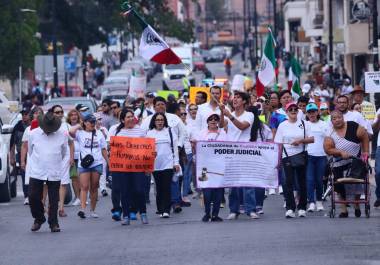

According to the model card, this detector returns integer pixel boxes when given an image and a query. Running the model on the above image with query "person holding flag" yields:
[288,55,302,100]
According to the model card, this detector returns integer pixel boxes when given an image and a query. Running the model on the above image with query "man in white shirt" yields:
[195,86,222,131]
[335,95,368,132]
[28,112,68,233]
[220,91,259,219]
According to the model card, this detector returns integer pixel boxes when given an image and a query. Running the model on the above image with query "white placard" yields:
[196,141,280,189]
[231,74,246,91]
[129,76,147,98]
[364,71,380,93]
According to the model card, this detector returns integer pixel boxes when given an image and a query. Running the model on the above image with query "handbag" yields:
[346,157,368,179]
[80,131,95,168]
[282,120,308,168]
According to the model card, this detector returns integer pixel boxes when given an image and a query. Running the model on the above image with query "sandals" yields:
[59,209,67,217]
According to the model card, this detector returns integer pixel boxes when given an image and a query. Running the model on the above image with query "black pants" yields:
[203,188,224,217]
[112,172,146,217]
[111,173,122,213]
[153,169,173,214]
[282,162,307,211]
[28,178,60,227]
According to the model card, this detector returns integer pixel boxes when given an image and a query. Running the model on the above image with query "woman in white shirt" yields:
[69,114,109,219]
[147,113,180,218]
[196,113,227,222]
[274,102,314,219]
[108,108,148,225]
[305,103,329,212]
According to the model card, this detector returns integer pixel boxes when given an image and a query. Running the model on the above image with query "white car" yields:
[0,118,16,202]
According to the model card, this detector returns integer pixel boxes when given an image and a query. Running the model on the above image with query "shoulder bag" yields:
[80,130,95,168]
[282,120,308,168]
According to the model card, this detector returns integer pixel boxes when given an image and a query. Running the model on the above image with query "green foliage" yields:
[0,0,41,80]
[205,0,226,24]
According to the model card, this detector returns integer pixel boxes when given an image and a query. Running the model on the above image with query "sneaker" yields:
[257,208,264,215]
[90,211,99,218]
[112,211,121,221]
[374,199,380,208]
[77,210,86,219]
[129,212,137,220]
[202,214,211,222]
[298,209,306,218]
[24,197,29,205]
[220,203,225,208]
[278,186,283,194]
[227,213,238,220]
[249,212,259,219]
[285,210,296,218]
[307,202,316,212]
[360,194,365,200]
[283,201,286,208]
[316,201,324,211]
[180,200,191,207]
[173,205,182,213]
[268,188,276,195]
[101,189,108,197]
[239,205,245,214]
[140,213,149,224]
[121,217,130,226]
[72,198,81,206]
[211,216,223,222]
[162,212,170,218]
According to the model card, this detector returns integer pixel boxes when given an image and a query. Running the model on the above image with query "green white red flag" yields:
[256,29,276,97]
[287,55,302,96]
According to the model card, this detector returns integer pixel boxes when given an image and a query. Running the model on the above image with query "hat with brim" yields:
[351,85,365,94]
[285,102,298,111]
[38,112,61,134]
[306,103,318,112]
[207,113,220,122]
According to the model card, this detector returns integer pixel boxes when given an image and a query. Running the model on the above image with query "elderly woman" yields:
[323,111,369,218]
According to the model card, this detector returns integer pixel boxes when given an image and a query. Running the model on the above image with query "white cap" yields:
[302,84,311,94]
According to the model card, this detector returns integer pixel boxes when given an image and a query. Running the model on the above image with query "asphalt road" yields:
[1,185,380,265]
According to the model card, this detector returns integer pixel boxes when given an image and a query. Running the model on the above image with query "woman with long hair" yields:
[66,109,82,206]
[147,112,180,218]
[69,113,109,219]
[108,108,148,225]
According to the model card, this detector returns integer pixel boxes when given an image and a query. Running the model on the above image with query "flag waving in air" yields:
[256,28,276,96]
[121,3,181,65]
[287,55,302,97]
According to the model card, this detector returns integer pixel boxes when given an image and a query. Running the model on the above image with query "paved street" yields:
[1,184,380,265]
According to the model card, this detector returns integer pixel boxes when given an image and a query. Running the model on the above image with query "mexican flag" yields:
[256,30,276,97]
[287,55,302,96]
[122,6,181,65]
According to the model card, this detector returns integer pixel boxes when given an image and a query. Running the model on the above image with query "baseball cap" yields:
[306,103,318,112]
[285,102,298,111]
[146,92,154,98]
[75,103,89,112]
[320,103,329,110]
[82,113,96,123]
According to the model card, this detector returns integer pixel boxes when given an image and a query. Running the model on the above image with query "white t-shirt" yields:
[75,130,107,168]
[22,126,31,184]
[28,127,68,181]
[195,103,222,131]
[196,129,227,141]
[274,120,310,158]
[108,125,146,138]
[226,111,254,142]
[306,120,329,156]
[146,128,179,171]
[343,111,369,132]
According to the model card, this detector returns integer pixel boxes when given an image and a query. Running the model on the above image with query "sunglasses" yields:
[288,108,298,112]
[111,106,118,109]
[54,111,63,115]
[189,108,198,111]
[208,117,219,122]
[180,113,187,116]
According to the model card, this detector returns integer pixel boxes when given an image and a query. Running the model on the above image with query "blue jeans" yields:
[171,179,181,205]
[203,188,224,217]
[228,187,256,214]
[306,155,327,202]
[183,153,193,196]
[375,148,380,199]
[255,188,265,208]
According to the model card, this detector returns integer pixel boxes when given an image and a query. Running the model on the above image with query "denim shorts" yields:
[78,164,103,175]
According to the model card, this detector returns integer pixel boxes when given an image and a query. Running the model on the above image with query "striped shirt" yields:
[108,124,146,140]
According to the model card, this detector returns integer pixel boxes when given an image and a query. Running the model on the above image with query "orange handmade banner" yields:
[109,136,156,173]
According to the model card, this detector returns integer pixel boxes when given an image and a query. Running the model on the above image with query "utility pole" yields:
[52,0,59,95]
[328,0,334,85]
[373,0,379,71]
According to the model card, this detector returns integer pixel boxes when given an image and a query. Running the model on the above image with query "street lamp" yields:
[18,8,36,104]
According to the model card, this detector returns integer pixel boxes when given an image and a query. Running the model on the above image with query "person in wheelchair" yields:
[324,111,369,218]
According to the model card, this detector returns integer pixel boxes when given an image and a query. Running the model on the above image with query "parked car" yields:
[0,118,16,202]
[101,89,128,106]
[0,91,19,124]
[109,69,131,79]
[206,46,226,62]
[132,56,156,82]
[193,55,206,72]
[121,61,147,79]
[43,97,98,115]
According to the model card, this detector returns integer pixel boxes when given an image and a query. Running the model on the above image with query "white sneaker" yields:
[90,211,99,218]
[278,186,283,194]
[249,212,259,219]
[285,210,296,218]
[162,212,170,218]
[257,208,264,215]
[72,198,81,206]
[269,188,276,195]
[307,202,316,212]
[316,201,324,211]
[298,209,306,218]
[227,213,238,220]
[283,201,286,208]
[23,197,29,205]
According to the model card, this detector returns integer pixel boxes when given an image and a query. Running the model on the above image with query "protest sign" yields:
[109,136,155,172]
[129,76,147,98]
[365,71,380,93]
[361,101,376,121]
[196,141,280,188]
[231,74,245,91]
[189,87,209,104]
[157,90,179,100]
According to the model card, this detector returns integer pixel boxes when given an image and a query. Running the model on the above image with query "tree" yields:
[0,0,41,80]
[205,0,226,27]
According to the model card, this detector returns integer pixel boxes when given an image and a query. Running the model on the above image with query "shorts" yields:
[78,164,103,175]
